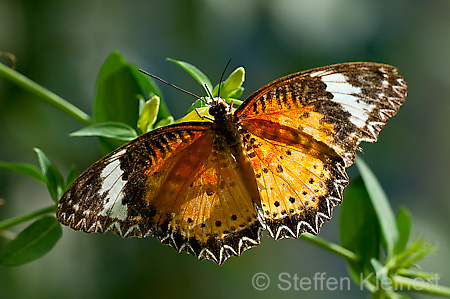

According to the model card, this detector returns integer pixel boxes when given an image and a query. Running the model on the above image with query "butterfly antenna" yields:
[203,83,214,99]
[138,69,205,102]
[217,59,232,99]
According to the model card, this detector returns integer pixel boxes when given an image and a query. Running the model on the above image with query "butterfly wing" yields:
[235,62,406,239]
[57,122,262,264]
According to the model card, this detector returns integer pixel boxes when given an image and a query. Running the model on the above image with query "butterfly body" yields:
[57,62,407,264]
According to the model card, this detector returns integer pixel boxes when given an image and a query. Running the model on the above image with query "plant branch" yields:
[0,62,93,126]
[0,205,57,231]
[301,233,359,263]
[392,275,450,297]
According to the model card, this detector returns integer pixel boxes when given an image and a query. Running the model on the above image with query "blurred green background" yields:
[1,0,449,298]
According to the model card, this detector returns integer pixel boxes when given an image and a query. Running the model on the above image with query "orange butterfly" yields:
[57,62,406,265]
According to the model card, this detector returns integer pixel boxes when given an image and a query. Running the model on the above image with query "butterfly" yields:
[57,62,407,265]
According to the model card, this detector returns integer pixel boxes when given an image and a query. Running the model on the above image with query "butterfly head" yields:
[208,97,230,119]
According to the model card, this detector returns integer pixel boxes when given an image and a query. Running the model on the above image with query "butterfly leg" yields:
[228,99,234,112]
[195,108,215,121]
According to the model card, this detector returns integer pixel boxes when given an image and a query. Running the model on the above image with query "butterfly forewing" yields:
[236,62,407,166]
[57,123,210,237]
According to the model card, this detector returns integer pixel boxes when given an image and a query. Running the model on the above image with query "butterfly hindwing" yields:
[160,138,262,264]
[240,127,347,239]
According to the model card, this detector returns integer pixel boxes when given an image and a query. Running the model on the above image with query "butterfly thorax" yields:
[209,99,242,149]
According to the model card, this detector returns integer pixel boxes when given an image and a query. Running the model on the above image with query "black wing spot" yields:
[276,165,283,173]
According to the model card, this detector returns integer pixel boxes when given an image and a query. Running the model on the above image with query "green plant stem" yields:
[301,232,359,263]
[392,275,450,297]
[0,205,57,231]
[397,268,437,279]
[0,62,93,126]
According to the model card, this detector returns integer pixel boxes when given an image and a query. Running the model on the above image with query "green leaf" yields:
[154,116,174,129]
[0,162,46,183]
[70,122,138,141]
[137,94,146,115]
[0,216,62,267]
[93,51,167,154]
[34,148,65,203]
[395,238,437,269]
[94,52,144,127]
[130,67,170,121]
[340,176,380,283]
[186,98,209,113]
[371,258,393,293]
[167,58,213,95]
[227,87,244,99]
[179,107,212,123]
[356,156,399,260]
[395,207,411,254]
[212,67,245,99]
[225,98,243,108]
[130,67,162,105]
[137,95,160,134]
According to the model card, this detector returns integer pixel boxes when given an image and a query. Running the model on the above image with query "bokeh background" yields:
[1,1,449,298]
